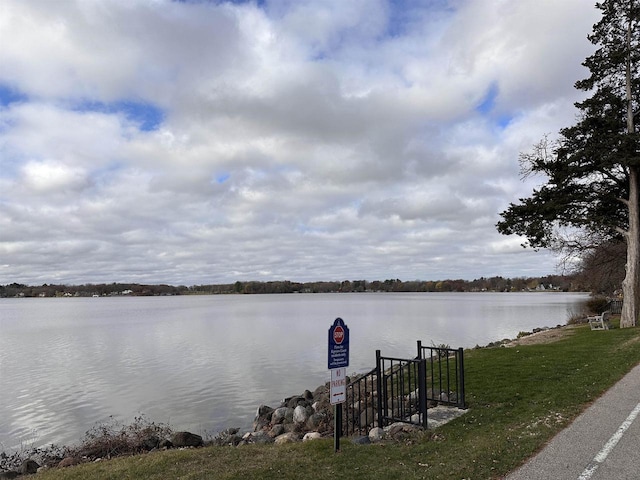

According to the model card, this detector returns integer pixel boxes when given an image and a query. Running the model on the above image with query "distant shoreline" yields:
[2,275,584,298]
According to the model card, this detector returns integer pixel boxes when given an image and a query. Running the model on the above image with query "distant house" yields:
[121,290,133,295]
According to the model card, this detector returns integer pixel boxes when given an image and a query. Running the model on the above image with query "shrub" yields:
[566,305,587,324]
[430,341,452,358]
[75,415,173,460]
[586,296,609,315]
[0,416,174,472]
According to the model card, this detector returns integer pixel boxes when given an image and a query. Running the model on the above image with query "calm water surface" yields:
[0,292,588,450]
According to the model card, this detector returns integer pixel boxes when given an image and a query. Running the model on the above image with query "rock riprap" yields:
[0,374,466,477]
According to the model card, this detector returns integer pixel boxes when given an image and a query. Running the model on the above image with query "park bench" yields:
[587,310,611,330]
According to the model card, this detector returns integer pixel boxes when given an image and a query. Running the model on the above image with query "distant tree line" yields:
[1,274,586,298]
[0,282,182,298]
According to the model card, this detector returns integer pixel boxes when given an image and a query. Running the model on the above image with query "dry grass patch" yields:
[505,325,578,347]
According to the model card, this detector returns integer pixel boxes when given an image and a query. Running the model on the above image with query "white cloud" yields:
[0,0,601,285]
[21,160,90,194]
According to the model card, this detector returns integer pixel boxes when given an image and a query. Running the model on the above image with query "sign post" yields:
[328,318,349,452]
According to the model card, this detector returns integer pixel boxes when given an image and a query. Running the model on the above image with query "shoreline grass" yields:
[18,321,640,479]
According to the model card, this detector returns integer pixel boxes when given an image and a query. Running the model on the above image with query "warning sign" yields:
[328,318,349,369]
[330,367,346,405]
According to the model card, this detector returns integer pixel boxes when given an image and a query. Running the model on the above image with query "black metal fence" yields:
[342,342,465,436]
[376,351,428,429]
[607,299,623,314]
[343,366,378,436]
[417,341,466,409]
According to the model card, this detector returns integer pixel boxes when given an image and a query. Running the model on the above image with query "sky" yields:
[0,0,602,286]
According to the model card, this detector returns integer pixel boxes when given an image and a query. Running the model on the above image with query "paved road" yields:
[505,362,640,480]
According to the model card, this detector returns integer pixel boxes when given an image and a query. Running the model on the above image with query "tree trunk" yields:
[620,12,638,329]
[621,166,640,328]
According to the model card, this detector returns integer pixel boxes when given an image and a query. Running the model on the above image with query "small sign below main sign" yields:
[328,317,349,369]
[330,367,347,405]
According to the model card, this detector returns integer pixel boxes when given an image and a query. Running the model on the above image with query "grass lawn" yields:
[30,321,640,479]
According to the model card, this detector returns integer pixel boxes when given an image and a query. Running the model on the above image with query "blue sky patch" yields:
[73,99,165,131]
[476,83,499,115]
[386,0,455,37]
[215,172,231,184]
[475,83,514,130]
[496,114,514,129]
[0,84,28,107]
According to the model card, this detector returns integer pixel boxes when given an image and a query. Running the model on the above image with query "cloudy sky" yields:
[0,0,601,286]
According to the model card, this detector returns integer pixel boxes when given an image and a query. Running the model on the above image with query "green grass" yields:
[34,323,640,480]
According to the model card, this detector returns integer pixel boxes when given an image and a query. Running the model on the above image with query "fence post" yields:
[417,340,422,359]
[418,357,428,429]
[457,347,466,408]
[375,349,383,428]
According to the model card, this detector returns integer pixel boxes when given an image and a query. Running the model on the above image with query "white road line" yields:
[577,402,640,480]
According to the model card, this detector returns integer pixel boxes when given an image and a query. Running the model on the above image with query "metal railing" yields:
[417,341,466,409]
[343,342,465,436]
[343,366,379,436]
[376,350,427,430]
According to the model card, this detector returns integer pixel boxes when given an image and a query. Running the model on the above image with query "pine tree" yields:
[497,0,639,327]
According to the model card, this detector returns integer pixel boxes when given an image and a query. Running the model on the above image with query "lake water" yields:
[0,292,588,450]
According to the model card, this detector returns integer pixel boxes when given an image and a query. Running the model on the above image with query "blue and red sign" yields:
[328,317,349,369]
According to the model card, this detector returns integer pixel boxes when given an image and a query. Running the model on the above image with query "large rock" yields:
[313,395,330,412]
[303,432,322,442]
[351,435,371,445]
[285,396,310,409]
[256,405,274,419]
[212,428,242,446]
[58,457,79,468]
[141,434,160,450]
[293,405,312,424]
[313,384,328,399]
[369,427,385,442]
[19,459,40,474]
[271,407,294,425]
[253,414,271,431]
[306,412,328,430]
[159,439,173,449]
[384,422,423,441]
[171,431,203,447]
[268,424,285,438]
[274,432,301,445]
[254,405,274,429]
[283,423,300,434]
[240,431,274,445]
